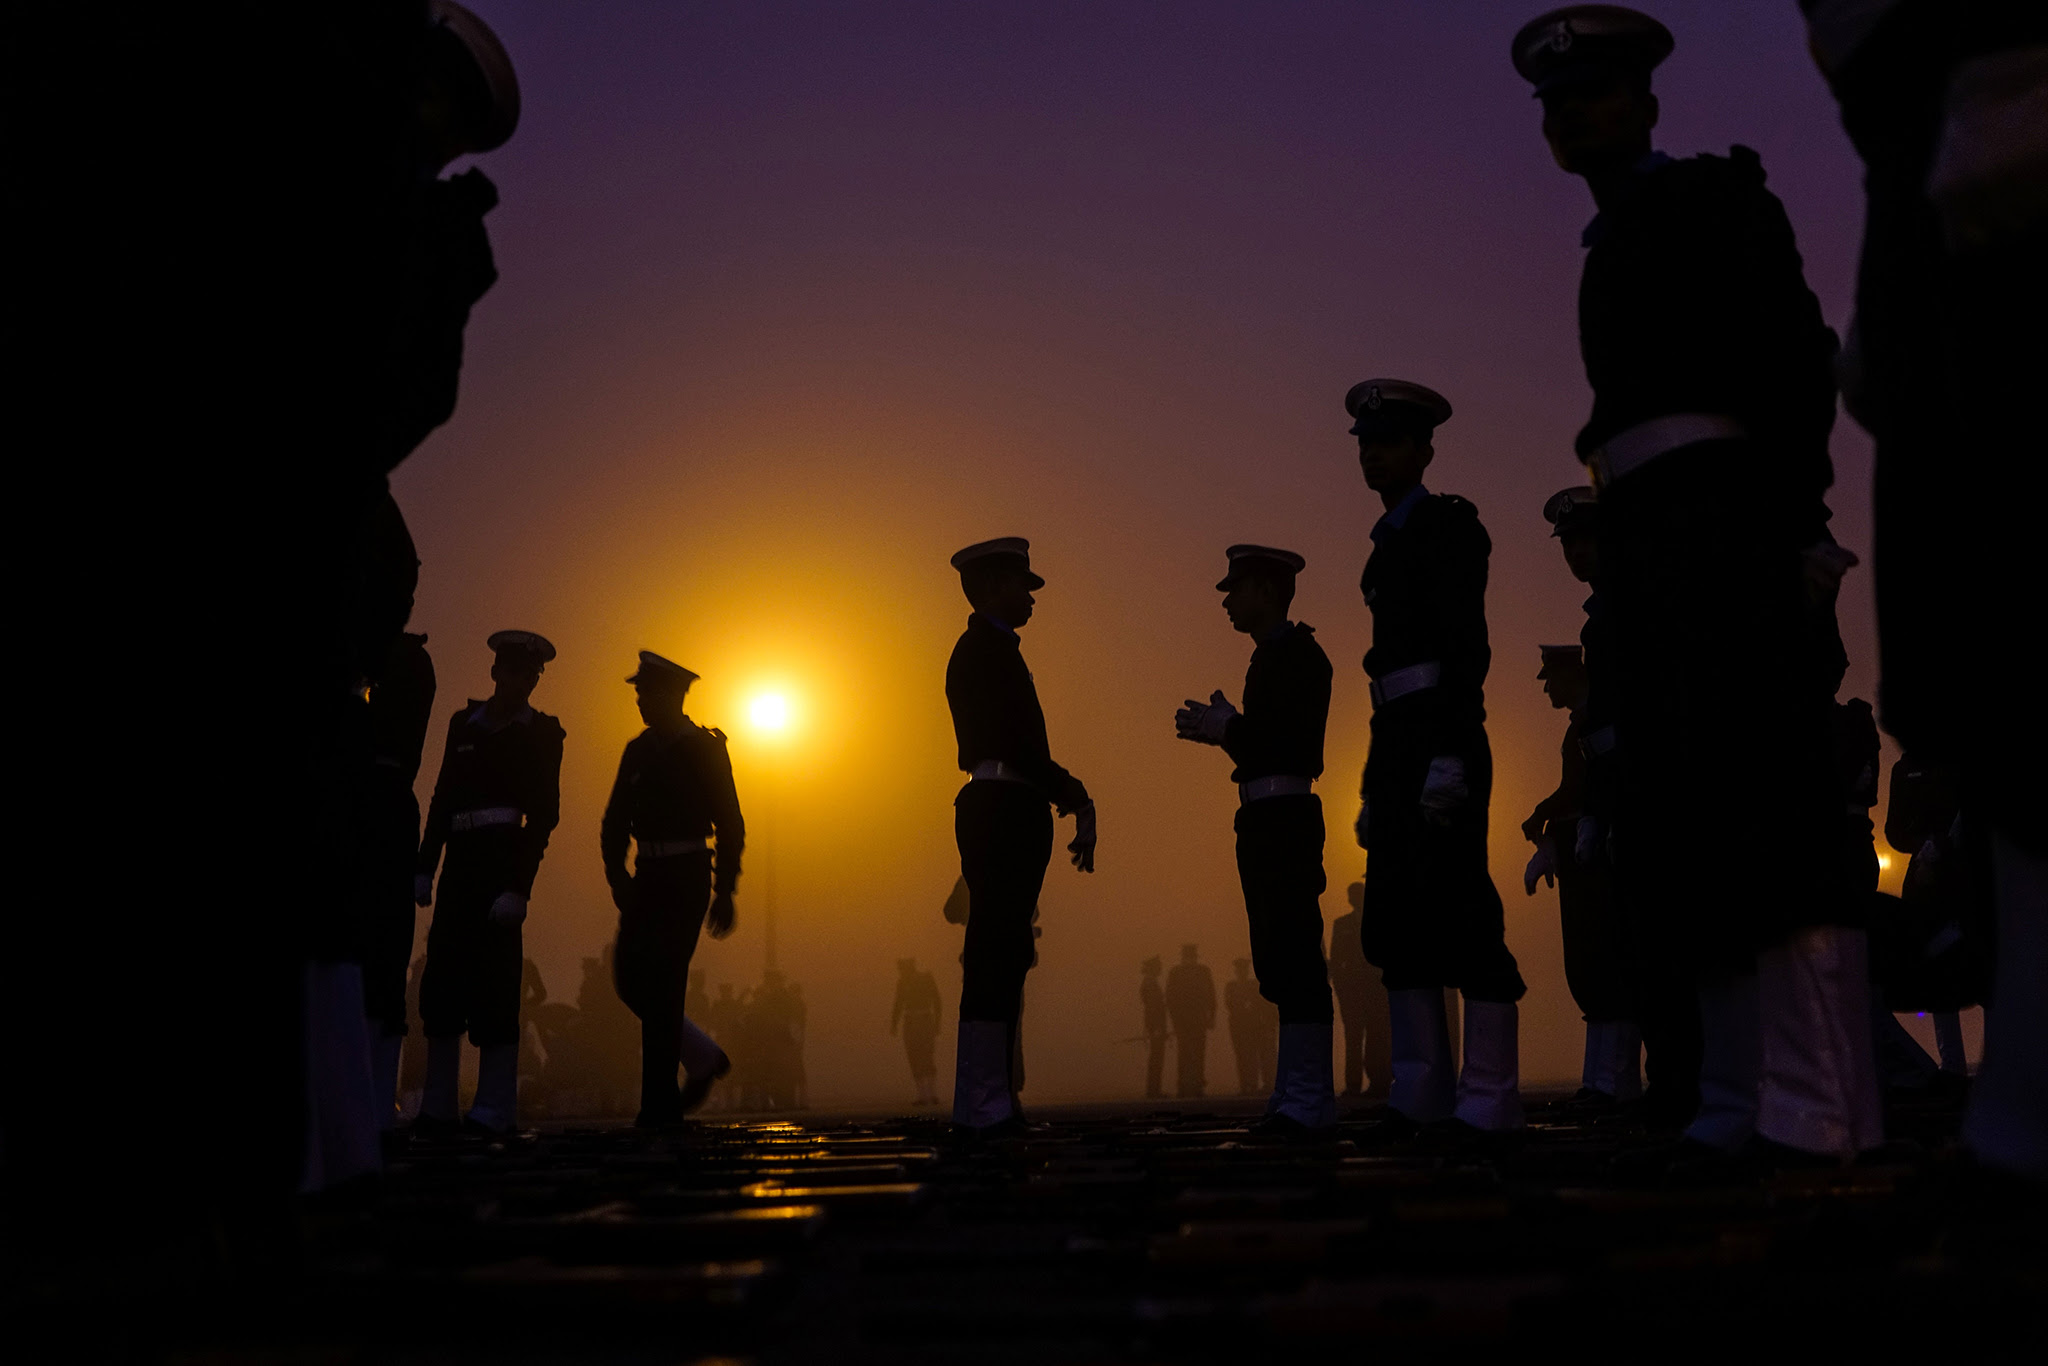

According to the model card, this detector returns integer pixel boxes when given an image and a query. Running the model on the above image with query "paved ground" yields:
[17,1089,2046,1363]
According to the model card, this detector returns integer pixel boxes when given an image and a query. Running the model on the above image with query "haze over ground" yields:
[394,1,1899,1105]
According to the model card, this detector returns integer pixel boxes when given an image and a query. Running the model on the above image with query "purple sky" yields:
[398,2,1893,1102]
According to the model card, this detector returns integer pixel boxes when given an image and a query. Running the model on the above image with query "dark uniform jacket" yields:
[946,613,1080,808]
[1577,592,1620,822]
[1222,622,1331,783]
[892,971,942,1030]
[1165,962,1217,1028]
[369,632,436,782]
[417,701,565,897]
[1577,148,1838,542]
[1361,492,1491,754]
[599,722,747,896]
[1524,714,1589,848]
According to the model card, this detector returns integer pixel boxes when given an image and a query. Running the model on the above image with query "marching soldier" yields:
[1522,641,1640,1106]
[944,538,1097,1135]
[599,651,744,1126]
[1176,544,1338,1133]
[1139,956,1169,1099]
[413,630,564,1136]
[1348,379,1526,1138]
[890,959,943,1106]
[1165,944,1218,1100]
[1514,7,1878,1161]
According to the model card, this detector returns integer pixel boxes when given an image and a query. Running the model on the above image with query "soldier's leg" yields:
[1238,794,1335,1127]
[463,866,526,1134]
[1336,997,1367,1096]
[361,788,420,1131]
[1175,1021,1200,1098]
[1442,752,1527,1133]
[953,783,1052,1127]
[416,878,479,1124]
[1363,731,1457,1124]
[1146,1035,1166,1098]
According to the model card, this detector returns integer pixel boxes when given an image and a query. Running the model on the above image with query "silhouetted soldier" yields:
[892,959,944,1106]
[1522,640,1639,1106]
[1224,959,1268,1097]
[1348,379,1526,1138]
[1165,945,1217,1100]
[945,537,1097,1135]
[1140,956,1169,1099]
[600,651,743,1126]
[1176,544,1337,1133]
[414,630,564,1136]
[1329,883,1391,1099]
[1515,7,1877,1162]
[1800,0,2047,1182]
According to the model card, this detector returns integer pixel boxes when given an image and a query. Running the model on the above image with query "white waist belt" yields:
[451,806,521,833]
[1583,724,1618,757]
[1240,775,1313,804]
[1369,661,1441,708]
[639,837,709,859]
[1588,412,1747,486]
[969,760,1034,785]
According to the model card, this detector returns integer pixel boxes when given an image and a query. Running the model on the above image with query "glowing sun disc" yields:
[749,692,792,733]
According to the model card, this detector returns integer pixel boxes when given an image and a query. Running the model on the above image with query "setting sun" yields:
[748,691,793,735]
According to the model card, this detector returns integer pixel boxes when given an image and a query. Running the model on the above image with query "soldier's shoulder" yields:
[533,709,566,739]
[1418,492,1486,533]
[453,699,486,725]
[1658,146,1779,210]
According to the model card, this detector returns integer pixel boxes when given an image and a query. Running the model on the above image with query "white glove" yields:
[1524,838,1559,895]
[1354,796,1371,849]
[488,891,528,926]
[1174,690,1237,745]
[1574,815,1601,866]
[413,873,434,907]
[1419,757,1467,825]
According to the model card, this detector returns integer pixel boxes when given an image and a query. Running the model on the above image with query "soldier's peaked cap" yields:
[1218,544,1306,591]
[487,629,556,664]
[1346,379,1453,436]
[429,1,522,151]
[1512,6,1673,96]
[951,536,1045,588]
[1543,484,1599,536]
[1538,643,1585,677]
[627,650,698,690]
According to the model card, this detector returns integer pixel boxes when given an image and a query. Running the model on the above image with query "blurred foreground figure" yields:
[1165,945,1218,1101]
[1225,958,1279,1098]
[1800,0,2048,1182]
[1515,6,1878,1164]
[601,651,744,1126]
[1176,545,1337,1134]
[1348,380,1526,1139]
[891,959,943,1106]
[944,537,1097,1136]
[1329,883,1391,1099]
[1522,638,1641,1107]
[415,631,564,1136]
[1139,956,1169,1098]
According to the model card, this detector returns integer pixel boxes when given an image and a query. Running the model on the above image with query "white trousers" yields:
[1268,1022,1338,1129]
[1386,988,1455,1123]
[952,1020,1015,1128]
[1454,1001,1525,1132]
[1582,1019,1643,1100]
[1757,926,1883,1159]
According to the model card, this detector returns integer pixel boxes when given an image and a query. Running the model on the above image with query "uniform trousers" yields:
[955,780,1053,1026]
[612,849,712,1119]
[360,779,421,1037]
[1171,1019,1209,1098]
[1557,857,1636,1023]
[900,1013,939,1079]
[1336,985,1391,1096]
[419,829,524,1046]
[1234,793,1335,1024]
[1144,1031,1167,1097]
[1361,718,1525,1002]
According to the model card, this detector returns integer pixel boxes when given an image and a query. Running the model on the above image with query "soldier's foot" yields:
[1418,1117,1525,1154]
[1351,1110,1423,1149]
[1245,1112,1335,1143]
[407,1112,464,1142]
[461,1116,515,1141]
[678,1050,733,1115]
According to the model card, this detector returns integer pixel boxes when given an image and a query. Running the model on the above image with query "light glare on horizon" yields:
[748,691,793,735]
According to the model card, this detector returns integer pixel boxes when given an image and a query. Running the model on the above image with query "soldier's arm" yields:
[706,730,746,895]
[598,746,634,890]
[1426,512,1492,756]
[416,714,463,876]
[512,720,564,897]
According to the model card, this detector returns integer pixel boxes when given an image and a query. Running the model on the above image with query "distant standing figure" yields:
[892,959,944,1106]
[1165,945,1217,1100]
[1224,959,1274,1097]
[414,630,563,1136]
[1140,957,1168,1099]
[1176,543,1337,1134]
[1329,883,1391,1099]
[600,651,744,1127]
[944,537,1097,1136]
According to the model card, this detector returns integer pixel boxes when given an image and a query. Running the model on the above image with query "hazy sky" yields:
[397,1,1899,1103]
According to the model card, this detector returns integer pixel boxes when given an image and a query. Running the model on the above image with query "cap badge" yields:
[1364,385,1383,410]
[1551,21,1574,53]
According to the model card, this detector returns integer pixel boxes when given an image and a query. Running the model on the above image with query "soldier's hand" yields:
[708,891,737,939]
[413,873,434,907]
[610,880,637,915]
[1354,796,1371,849]
[1419,757,1467,827]
[1069,801,1098,873]
[1573,815,1601,866]
[487,891,528,927]
[1523,838,1559,895]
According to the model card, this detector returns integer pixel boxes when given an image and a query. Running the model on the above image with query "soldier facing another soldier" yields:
[600,651,744,1127]
[944,537,1098,1136]
[1175,544,1338,1134]
[1514,6,1879,1165]
[1348,379,1526,1140]
[414,630,564,1137]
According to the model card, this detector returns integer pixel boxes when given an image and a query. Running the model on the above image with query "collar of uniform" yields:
[469,701,534,730]
[1371,484,1430,542]
[647,717,694,747]
[1255,618,1296,647]
[971,611,1018,640]
[1581,150,1674,248]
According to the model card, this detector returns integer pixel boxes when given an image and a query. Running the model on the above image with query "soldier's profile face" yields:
[1357,432,1432,494]
[1540,76,1657,176]
[970,568,1036,627]
[489,655,543,700]
[636,685,687,727]
[1560,531,1600,583]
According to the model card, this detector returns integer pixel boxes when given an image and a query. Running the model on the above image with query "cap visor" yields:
[1024,572,1046,589]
